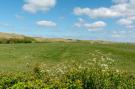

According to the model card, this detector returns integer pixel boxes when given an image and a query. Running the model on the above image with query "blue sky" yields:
[0,0,135,42]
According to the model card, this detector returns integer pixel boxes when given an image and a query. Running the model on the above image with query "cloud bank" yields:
[75,18,106,30]
[74,0,135,29]
[23,0,56,13]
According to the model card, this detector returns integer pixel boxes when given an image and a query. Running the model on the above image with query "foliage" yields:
[0,37,35,44]
[0,42,135,73]
[0,55,135,89]
[0,41,135,88]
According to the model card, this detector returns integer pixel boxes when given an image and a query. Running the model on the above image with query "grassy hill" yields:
[0,32,134,72]
[0,41,135,73]
[0,32,79,43]
[0,32,135,88]
[0,32,24,39]
[0,32,36,44]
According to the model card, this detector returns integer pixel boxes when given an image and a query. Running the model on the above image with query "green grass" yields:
[0,41,135,88]
[0,56,135,89]
[0,42,135,73]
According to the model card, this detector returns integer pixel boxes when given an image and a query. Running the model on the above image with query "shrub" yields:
[0,55,135,89]
[0,37,35,44]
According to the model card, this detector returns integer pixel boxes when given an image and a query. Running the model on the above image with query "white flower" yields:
[102,70,106,72]
[101,64,109,69]
[116,69,119,73]
[101,56,105,61]
[92,58,97,62]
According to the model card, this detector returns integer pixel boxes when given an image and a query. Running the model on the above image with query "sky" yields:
[0,0,135,42]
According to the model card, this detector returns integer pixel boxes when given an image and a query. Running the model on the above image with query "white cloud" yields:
[126,25,135,29]
[111,29,134,38]
[84,21,106,29]
[23,0,56,13]
[74,0,135,29]
[75,18,106,30]
[118,16,135,28]
[74,7,121,18]
[118,18,133,25]
[112,0,129,4]
[36,20,56,27]
[128,16,135,20]
[98,29,135,42]
[74,0,135,18]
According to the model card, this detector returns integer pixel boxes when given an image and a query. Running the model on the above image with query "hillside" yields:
[0,32,89,44]
[0,32,26,39]
[0,33,135,88]
[0,32,113,44]
[0,32,36,43]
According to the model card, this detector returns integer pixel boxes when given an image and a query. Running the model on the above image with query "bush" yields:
[0,56,135,89]
[0,37,35,44]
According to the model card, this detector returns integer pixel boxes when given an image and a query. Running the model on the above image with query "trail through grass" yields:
[0,42,135,73]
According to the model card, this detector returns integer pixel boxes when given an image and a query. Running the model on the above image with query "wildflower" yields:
[58,68,64,74]
[101,64,109,70]
[46,69,50,72]
[101,56,105,61]
[40,69,45,73]
[93,58,97,62]
[91,53,96,56]
[116,69,119,73]
[79,65,83,69]
[102,69,106,72]
[26,62,30,67]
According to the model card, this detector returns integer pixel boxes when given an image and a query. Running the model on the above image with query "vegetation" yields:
[0,37,35,44]
[0,54,135,89]
[0,32,37,44]
[0,33,135,88]
[0,42,135,73]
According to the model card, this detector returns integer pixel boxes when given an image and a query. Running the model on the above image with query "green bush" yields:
[0,37,35,44]
[0,57,135,89]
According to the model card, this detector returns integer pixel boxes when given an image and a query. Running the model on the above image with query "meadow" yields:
[0,41,135,88]
[0,42,135,73]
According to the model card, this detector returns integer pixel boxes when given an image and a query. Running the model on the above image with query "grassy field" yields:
[0,41,135,73]
[0,41,135,88]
